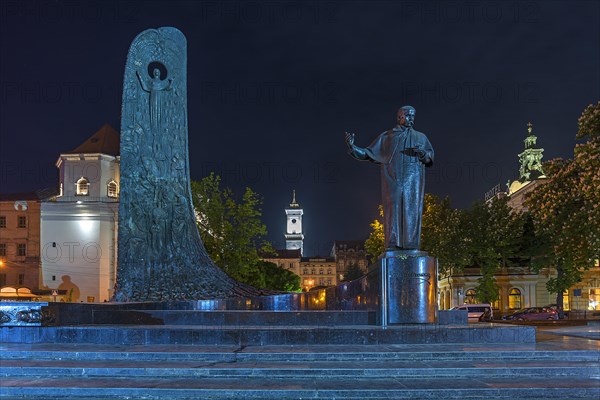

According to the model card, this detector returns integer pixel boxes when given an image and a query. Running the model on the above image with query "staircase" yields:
[1,341,599,399]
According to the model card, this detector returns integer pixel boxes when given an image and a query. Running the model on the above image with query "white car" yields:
[451,304,493,322]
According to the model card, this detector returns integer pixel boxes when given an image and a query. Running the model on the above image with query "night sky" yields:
[1,1,598,256]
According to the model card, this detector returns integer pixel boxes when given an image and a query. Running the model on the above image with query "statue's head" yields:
[152,68,161,79]
[397,106,416,128]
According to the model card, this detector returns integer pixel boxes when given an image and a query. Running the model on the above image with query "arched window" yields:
[107,181,118,198]
[76,177,89,196]
[465,289,477,304]
[508,288,522,309]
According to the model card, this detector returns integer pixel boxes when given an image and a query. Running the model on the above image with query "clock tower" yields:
[285,190,304,255]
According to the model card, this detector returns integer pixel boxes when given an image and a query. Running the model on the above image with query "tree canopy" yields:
[525,101,600,312]
[191,173,300,291]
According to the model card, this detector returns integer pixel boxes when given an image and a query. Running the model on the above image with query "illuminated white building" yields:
[284,190,304,255]
[40,124,120,302]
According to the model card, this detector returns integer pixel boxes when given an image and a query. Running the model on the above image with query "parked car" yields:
[502,307,559,321]
[451,304,493,322]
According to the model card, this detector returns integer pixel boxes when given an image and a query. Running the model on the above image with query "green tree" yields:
[258,261,301,292]
[526,101,600,316]
[365,195,467,272]
[343,264,364,281]
[365,205,385,264]
[461,197,527,304]
[191,173,285,289]
[421,195,468,276]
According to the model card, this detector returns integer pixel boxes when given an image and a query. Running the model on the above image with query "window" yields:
[17,216,26,228]
[327,279,332,286]
[17,244,26,257]
[465,289,477,304]
[319,269,324,275]
[0,216,6,228]
[0,273,6,286]
[563,290,570,311]
[319,279,325,285]
[76,177,90,196]
[589,289,600,311]
[508,288,522,309]
[311,269,316,275]
[18,274,25,285]
[303,268,308,274]
[107,181,118,198]
[289,262,294,269]
[492,298,501,310]
[0,244,5,256]
[327,269,331,275]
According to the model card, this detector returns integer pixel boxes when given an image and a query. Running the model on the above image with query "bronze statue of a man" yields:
[346,106,434,250]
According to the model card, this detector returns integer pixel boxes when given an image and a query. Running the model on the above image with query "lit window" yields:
[465,289,477,304]
[17,216,26,228]
[0,216,6,228]
[76,177,90,196]
[0,243,6,256]
[107,181,118,198]
[17,244,26,257]
[562,290,570,311]
[589,289,600,311]
[492,298,501,310]
[508,288,521,309]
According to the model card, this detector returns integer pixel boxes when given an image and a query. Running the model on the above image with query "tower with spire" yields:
[284,190,304,255]
[517,122,545,182]
[505,122,548,212]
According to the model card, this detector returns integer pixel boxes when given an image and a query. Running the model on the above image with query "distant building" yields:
[330,240,369,281]
[40,124,120,302]
[439,123,600,314]
[0,190,56,292]
[284,190,304,255]
[261,249,302,277]
[300,256,337,291]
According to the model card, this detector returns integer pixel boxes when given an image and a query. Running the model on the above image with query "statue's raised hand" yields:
[345,132,355,148]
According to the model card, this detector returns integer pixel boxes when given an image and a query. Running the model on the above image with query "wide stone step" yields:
[1,344,597,362]
[0,323,535,345]
[1,358,596,379]
[1,376,598,399]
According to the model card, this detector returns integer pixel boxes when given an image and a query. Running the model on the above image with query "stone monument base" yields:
[379,250,437,325]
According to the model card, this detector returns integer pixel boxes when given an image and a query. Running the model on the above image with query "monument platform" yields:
[1,329,598,399]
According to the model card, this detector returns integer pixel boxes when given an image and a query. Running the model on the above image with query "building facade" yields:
[439,123,600,314]
[299,257,337,291]
[0,191,51,292]
[40,124,120,302]
[284,190,304,255]
[330,240,368,282]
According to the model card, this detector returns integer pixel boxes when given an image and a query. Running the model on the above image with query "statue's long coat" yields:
[363,127,434,249]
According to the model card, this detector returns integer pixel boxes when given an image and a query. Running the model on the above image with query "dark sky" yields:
[1,0,598,256]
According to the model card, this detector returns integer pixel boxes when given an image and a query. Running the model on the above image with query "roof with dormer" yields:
[66,124,120,156]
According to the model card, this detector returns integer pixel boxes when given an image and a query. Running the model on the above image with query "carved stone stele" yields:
[114,27,257,301]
